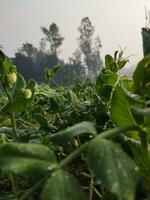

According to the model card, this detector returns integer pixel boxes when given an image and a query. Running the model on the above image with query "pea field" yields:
[0,28,150,200]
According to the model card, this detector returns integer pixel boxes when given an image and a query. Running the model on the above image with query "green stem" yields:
[93,186,102,199]
[98,125,140,139]
[19,175,48,200]
[3,85,18,141]
[89,175,94,200]
[3,84,12,102]
[139,130,150,168]
[19,125,140,199]
[59,142,89,169]
[10,112,18,141]
[9,173,18,198]
[3,85,19,196]
[58,125,140,169]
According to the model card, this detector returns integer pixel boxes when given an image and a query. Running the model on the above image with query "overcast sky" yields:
[1,0,150,66]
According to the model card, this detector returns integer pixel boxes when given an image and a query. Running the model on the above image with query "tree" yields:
[78,17,94,59]
[41,23,64,55]
[20,43,38,59]
[78,17,103,81]
[13,41,59,83]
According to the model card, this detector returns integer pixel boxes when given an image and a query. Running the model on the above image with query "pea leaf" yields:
[49,121,97,145]
[0,143,57,175]
[110,84,137,138]
[96,69,118,101]
[133,55,150,98]
[118,59,128,70]
[105,55,117,72]
[142,28,150,56]
[87,138,139,200]
[4,101,26,113]
[42,170,85,200]
[0,50,5,63]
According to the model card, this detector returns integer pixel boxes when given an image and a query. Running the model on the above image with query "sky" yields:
[1,0,150,68]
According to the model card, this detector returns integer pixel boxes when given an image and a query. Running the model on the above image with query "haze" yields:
[1,0,150,67]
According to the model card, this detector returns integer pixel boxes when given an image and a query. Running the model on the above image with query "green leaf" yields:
[13,73,26,98]
[0,143,57,175]
[87,138,139,200]
[126,138,148,174]
[121,76,134,92]
[105,55,117,72]
[42,170,85,200]
[0,51,5,75]
[4,101,26,113]
[118,60,128,70]
[133,55,150,98]
[110,84,137,138]
[142,28,150,56]
[0,50,5,63]
[49,121,97,145]
[96,69,118,101]
[100,70,118,86]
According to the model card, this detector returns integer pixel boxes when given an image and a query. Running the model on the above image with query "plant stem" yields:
[139,130,150,168]
[18,125,140,199]
[3,85,18,141]
[3,85,19,196]
[10,112,18,141]
[98,125,140,139]
[59,142,89,169]
[3,85,12,102]
[19,175,48,200]
[93,186,102,199]
[9,173,18,198]
[58,125,140,169]
[89,175,94,200]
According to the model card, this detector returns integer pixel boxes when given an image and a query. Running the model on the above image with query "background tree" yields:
[11,19,103,85]
[78,17,94,61]
[41,23,64,55]
[78,17,103,81]
[20,43,38,58]
[13,42,59,83]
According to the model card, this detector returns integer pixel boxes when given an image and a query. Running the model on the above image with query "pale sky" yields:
[1,0,150,67]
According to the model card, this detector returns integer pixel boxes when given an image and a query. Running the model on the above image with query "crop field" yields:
[0,29,150,200]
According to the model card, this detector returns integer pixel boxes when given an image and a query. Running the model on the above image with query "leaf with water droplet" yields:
[42,170,85,200]
[87,138,139,200]
[0,143,57,175]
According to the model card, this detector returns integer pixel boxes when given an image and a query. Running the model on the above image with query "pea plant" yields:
[0,33,150,200]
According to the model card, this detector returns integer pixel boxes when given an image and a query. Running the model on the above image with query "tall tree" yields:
[78,17,103,81]
[78,17,94,60]
[41,23,64,55]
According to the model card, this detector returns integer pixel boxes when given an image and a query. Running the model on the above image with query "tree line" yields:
[12,17,103,85]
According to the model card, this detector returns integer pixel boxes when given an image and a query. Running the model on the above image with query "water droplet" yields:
[134,166,139,171]
[107,169,112,175]
[118,163,122,169]
[112,182,119,192]
[96,179,102,185]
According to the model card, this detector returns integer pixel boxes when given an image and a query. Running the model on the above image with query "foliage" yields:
[78,17,103,80]
[41,23,64,55]
[11,18,103,85]
[0,27,150,200]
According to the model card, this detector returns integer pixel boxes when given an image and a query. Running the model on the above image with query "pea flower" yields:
[6,72,17,87]
[24,89,32,99]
